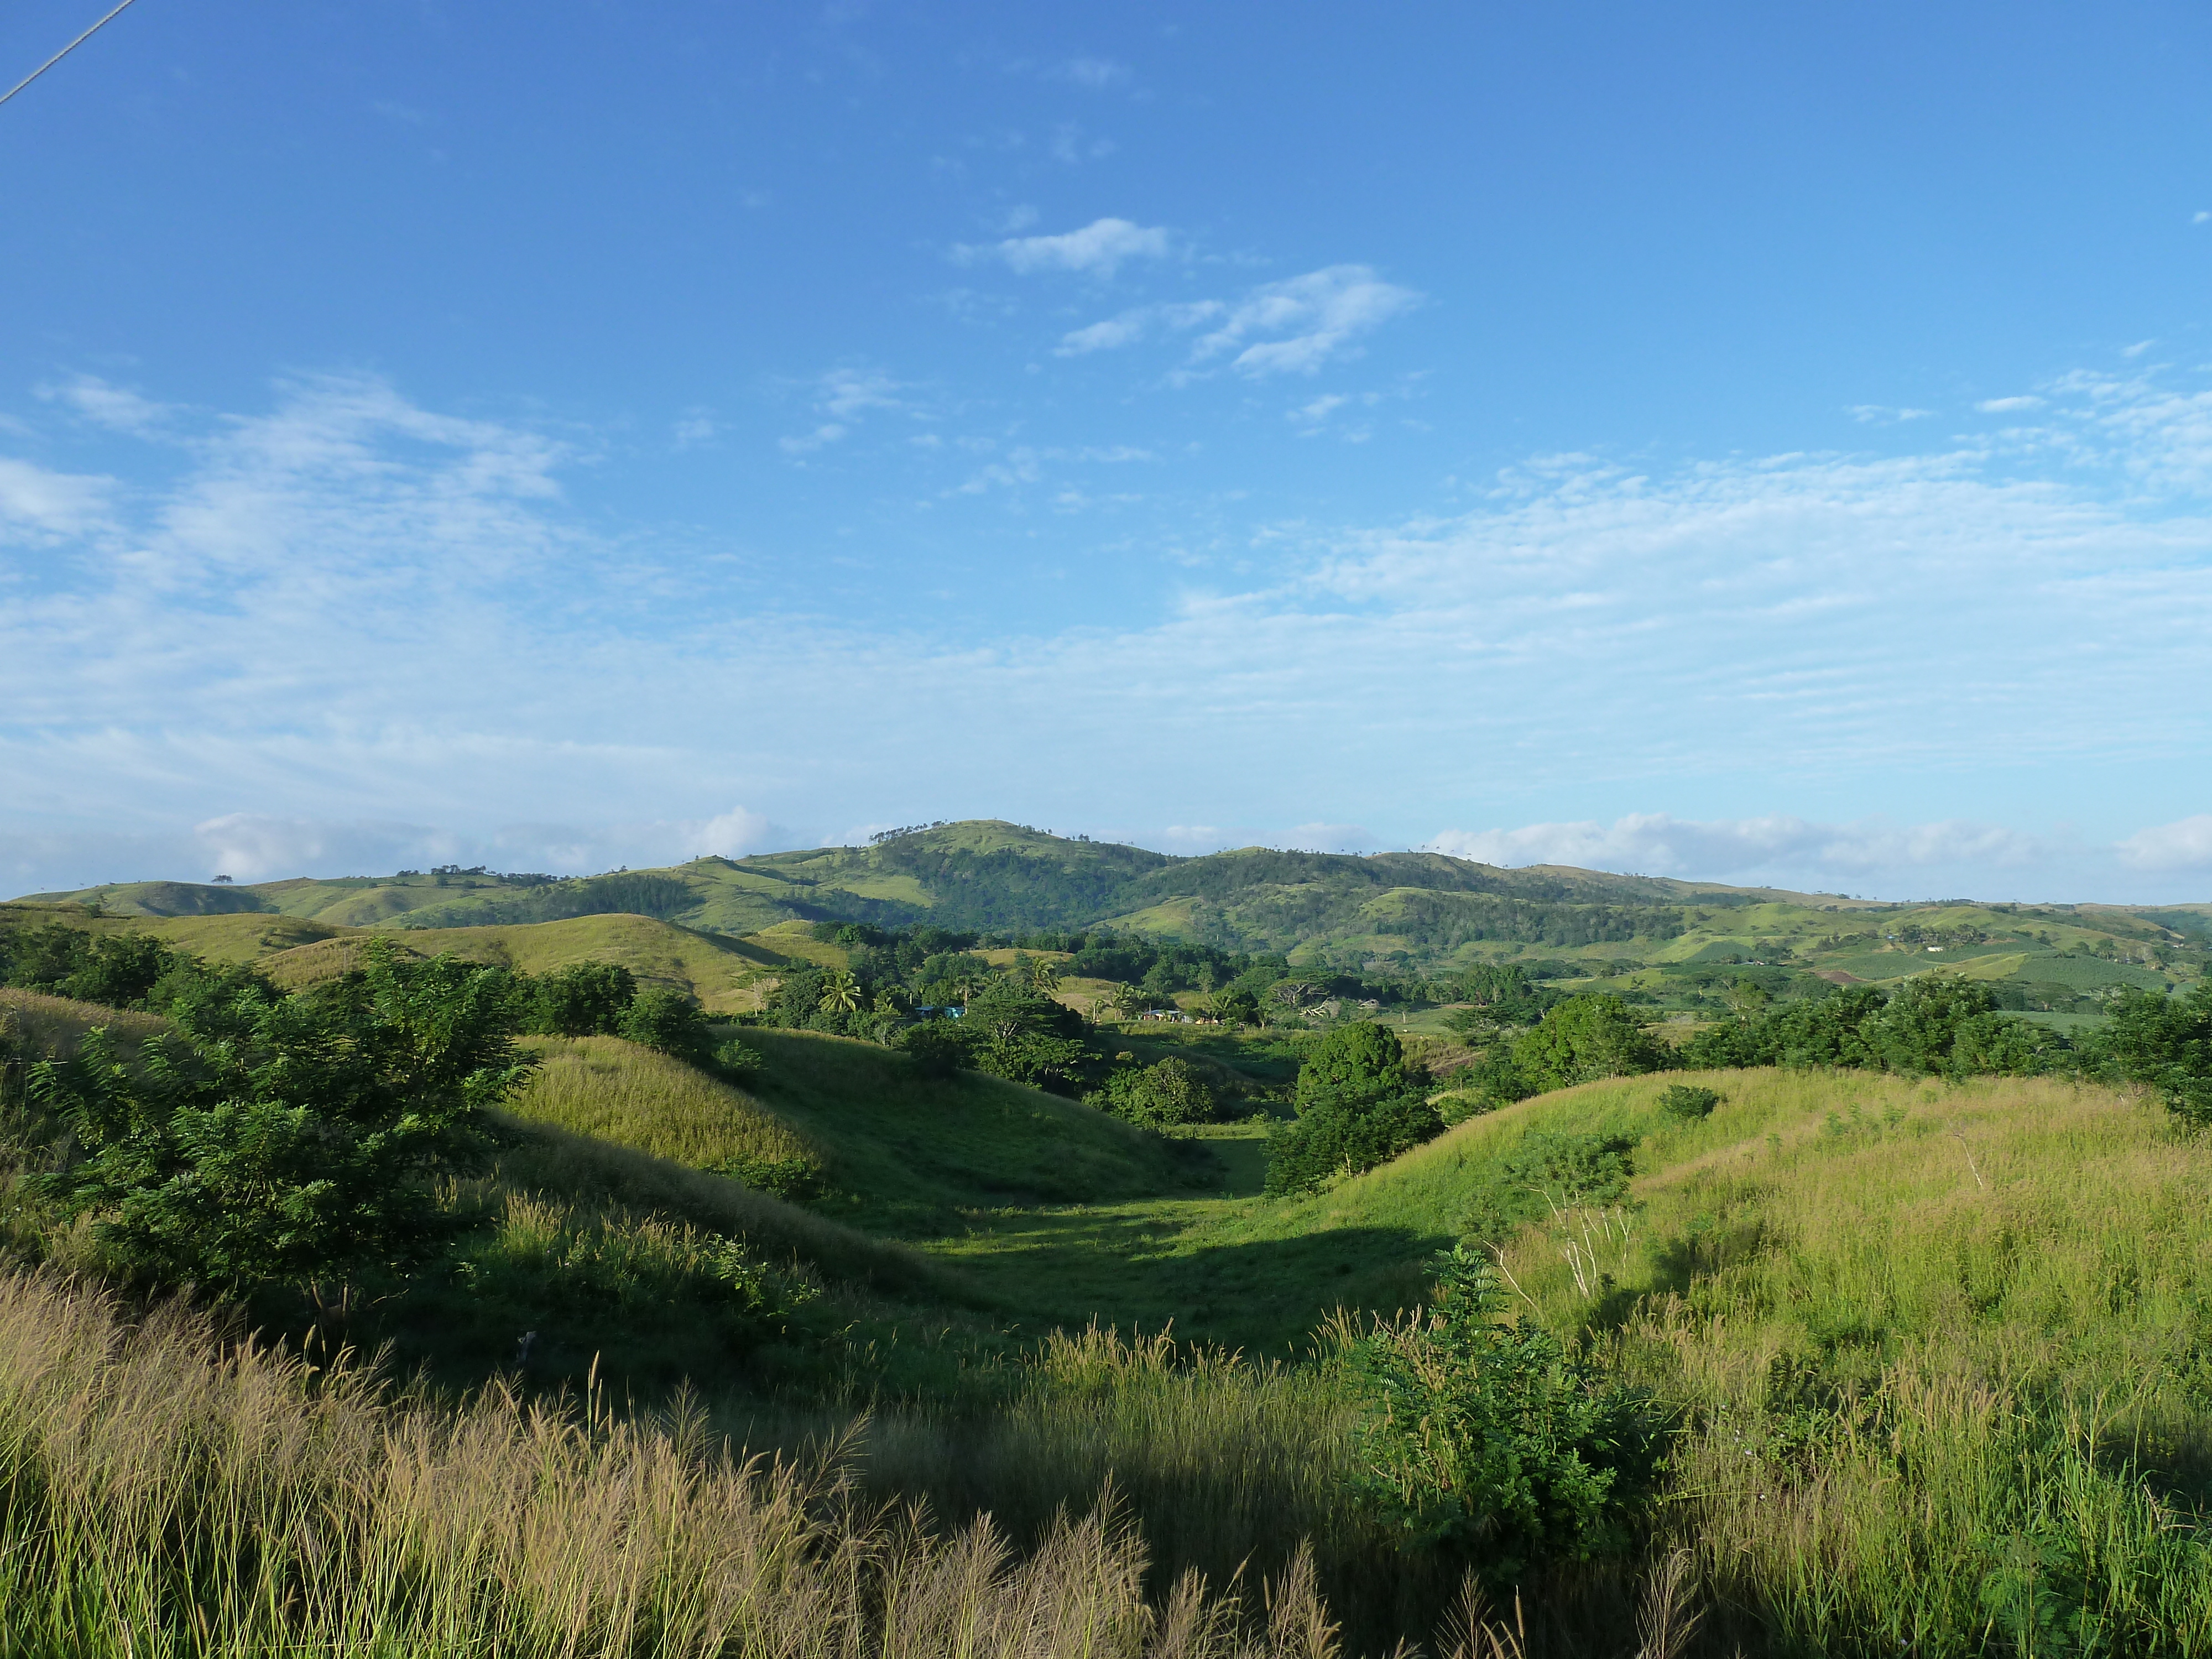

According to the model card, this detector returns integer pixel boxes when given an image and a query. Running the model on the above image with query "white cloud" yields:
[193,813,465,882]
[672,411,718,448]
[2117,815,2212,872]
[1054,269,1417,377]
[1976,395,2045,413]
[2195,211,2210,225]
[1426,815,2044,883]
[1049,123,1114,164]
[818,369,904,420]
[10,361,2212,902]
[0,456,114,542]
[1846,404,1933,424]
[1156,824,1229,853]
[686,805,782,859]
[1188,265,1420,377]
[2122,339,2156,359]
[780,423,847,456]
[779,368,906,455]
[964,217,1172,278]
[1056,311,1156,356]
[1285,821,1380,853]
[40,374,173,434]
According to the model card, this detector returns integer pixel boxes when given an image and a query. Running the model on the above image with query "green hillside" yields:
[18,823,2210,1047]
[13,882,2212,1653]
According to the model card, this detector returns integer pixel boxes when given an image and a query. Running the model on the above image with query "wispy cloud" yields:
[2117,814,2212,873]
[1426,814,2045,883]
[1054,267,1419,377]
[0,456,114,542]
[40,374,174,435]
[1846,404,1933,424]
[8,363,2212,899]
[779,367,906,455]
[1189,266,1420,376]
[1975,395,2044,413]
[959,217,1171,278]
[1049,123,1115,164]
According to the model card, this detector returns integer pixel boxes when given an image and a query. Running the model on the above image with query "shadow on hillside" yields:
[954,1216,1456,1354]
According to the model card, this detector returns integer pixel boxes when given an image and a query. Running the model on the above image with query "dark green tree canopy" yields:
[30,944,530,1293]
[1511,994,1671,1093]
[1295,1020,1414,1113]
[1269,1022,1441,1196]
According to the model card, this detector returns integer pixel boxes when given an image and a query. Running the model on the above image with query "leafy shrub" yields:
[29,945,528,1292]
[1658,1083,1721,1120]
[1683,974,2070,1080]
[1445,1048,1533,1118]
[712,1037,765,1081]
[1295,1021,1412,1111]
[1341,1246,1666,1582]
[897,1018,969,1078]
[709,1155,823,1201]
[1458,1131,1640,1244]
[530,961,637,1036]
[1265,1088,1443,1196]
[445,1193,814,1375]
[1267,1022,1443,1195]
[961,981,1091,1093]
[1511,994,1671,1092]
[1097,1057,1218,1126]
[2090,982,2212,1124]
[1,925,180,1009]
[617,987,709,1059]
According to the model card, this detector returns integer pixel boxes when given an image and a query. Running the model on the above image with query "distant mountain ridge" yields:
[19,818,2207,973]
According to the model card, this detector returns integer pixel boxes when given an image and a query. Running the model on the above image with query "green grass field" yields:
[13,893,2212,1653]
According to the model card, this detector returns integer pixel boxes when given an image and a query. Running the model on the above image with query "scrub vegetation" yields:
[7,843,2212,1655]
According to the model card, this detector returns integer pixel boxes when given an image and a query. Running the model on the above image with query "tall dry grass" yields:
[1491,1070,2212,1653]
[725,1325,1456,1648]
[0,1266,1462,1659]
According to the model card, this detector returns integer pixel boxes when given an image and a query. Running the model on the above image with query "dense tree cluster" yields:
[1265,1023,1443,1196]
[1681,975,2069,1078]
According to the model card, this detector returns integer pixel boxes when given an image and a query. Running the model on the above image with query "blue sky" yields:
[4,1,2212,901]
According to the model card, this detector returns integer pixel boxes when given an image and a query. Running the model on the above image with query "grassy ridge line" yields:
[0,905,784,1013]
[507,1035,821,1173]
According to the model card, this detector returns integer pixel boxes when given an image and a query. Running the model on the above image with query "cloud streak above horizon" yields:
[4,362,2211,900]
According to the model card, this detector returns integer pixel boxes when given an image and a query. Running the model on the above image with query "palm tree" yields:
[819,969,861,1015]
[1027,957,1063,994]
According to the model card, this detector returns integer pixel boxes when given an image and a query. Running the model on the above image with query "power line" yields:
[0,0,144,111]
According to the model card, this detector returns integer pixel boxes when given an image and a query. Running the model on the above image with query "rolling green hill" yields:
[12,918,2212,1650]
[18,820,2207,1018]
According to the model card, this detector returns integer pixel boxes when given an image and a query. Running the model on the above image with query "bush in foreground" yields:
[1340,1246,1667,1584]
[29,945,528,1292]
